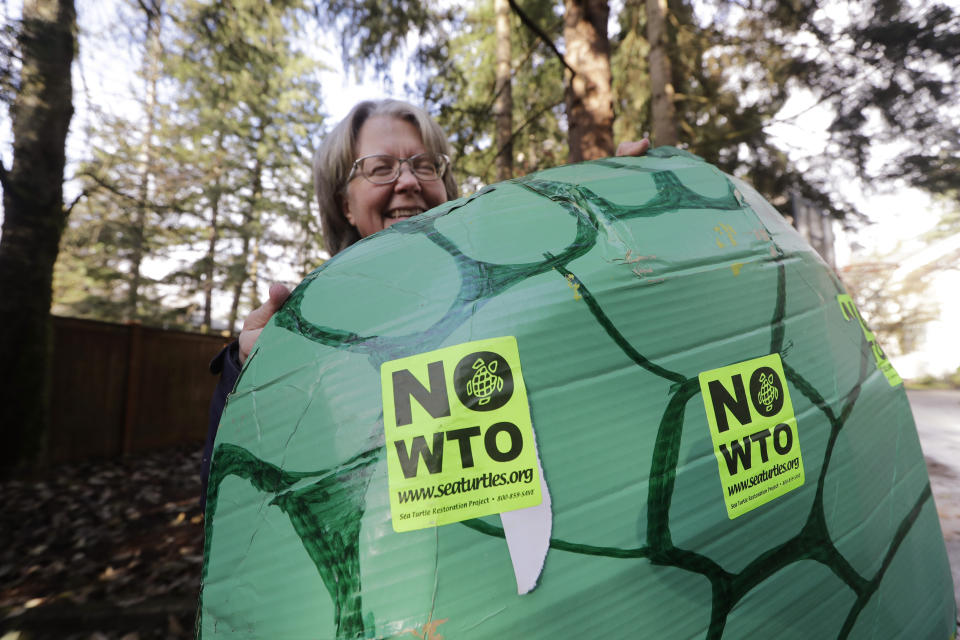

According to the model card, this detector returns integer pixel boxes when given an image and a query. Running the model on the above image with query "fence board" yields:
[50,316,232,464]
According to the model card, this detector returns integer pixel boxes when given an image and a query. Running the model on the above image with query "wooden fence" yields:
[49,316,233,464]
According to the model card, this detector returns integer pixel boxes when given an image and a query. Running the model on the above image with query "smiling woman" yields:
[313,99,459,256]
[341,117,450,238]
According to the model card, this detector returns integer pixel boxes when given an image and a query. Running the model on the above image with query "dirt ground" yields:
[0,445,203,639]
[1,393,958,638]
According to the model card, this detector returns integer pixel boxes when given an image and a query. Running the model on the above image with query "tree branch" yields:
[64,187,90,218]
[82,171,190,215]
[507,0,575,76]
[84,172,141,206]
[483,99,564,177]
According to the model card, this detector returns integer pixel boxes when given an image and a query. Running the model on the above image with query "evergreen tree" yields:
[416,0,567,189]
[328,0,613,171]
[48,0,960,338]
[817,1,959,204]
[163,0,326,332]
[612,0,856,219]
[632,0,960,220]
[54,0,326,332]
[841,258,940,357]
[319,0,448,79]
[53,0,179,324]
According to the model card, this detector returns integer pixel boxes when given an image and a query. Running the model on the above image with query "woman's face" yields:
[343,115,449,239]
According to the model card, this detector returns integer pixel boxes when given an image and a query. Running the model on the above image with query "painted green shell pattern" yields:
[199,148,955,639]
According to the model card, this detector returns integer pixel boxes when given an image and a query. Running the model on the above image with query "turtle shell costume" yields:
[199,148,956,639]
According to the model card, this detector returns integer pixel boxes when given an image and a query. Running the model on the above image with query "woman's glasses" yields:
[348,152,450,185]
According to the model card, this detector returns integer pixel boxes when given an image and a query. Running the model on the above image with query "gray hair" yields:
[313,99,458,256]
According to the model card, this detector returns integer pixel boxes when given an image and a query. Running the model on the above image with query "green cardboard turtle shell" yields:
[200,148,956,639]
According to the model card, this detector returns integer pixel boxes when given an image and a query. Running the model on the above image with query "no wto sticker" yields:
[699,353,804,519]
[381,336,541,532]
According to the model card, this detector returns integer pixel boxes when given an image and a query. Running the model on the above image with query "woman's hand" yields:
[239,282,292,364]
[615,139,651,157]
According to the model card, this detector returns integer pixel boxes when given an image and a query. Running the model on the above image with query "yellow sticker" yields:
[699,354,805,519]
[837,294,903,387]
[381,336,541,532]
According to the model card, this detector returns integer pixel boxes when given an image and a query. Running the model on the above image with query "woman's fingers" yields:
[615,139,651,157]
[239,283,292,363]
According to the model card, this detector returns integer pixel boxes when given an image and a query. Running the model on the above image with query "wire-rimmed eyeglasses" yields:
[347,152,450,185]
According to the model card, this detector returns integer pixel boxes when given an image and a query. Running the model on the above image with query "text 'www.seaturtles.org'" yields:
[396,468,535,504]
[726,456,801,497]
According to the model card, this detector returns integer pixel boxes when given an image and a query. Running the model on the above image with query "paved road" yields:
[908,388,960,617]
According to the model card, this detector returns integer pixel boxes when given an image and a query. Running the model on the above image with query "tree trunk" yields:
[202,187,221,331]
[248,235,261,314]
[202,131,225,332]
[246,153,264,312]
[0,0,76,476]
[128,0,163,322]
[563,0,614,161]
[227,242,247,334]
[646,0,678,146]
[494,0,513,181]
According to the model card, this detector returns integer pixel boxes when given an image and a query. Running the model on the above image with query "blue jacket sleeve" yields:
[201,340,241,511]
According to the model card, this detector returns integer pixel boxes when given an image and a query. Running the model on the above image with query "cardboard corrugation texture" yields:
[199,148,956,639]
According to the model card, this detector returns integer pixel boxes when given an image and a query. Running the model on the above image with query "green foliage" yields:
[395,0,863,218]
[165,0,326,330]
[614,0,855,219]
[905,367,960,390]
[49,0,960,333]
[319,0,959,222]
[610,0,650,145]
[54,101,183,322]
[810,1,959,204]
[841,260,940,356]
[413,0,567,190]
[55,0,327,332]
[319,0,452,79]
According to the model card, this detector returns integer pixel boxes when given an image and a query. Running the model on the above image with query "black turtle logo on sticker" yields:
[750,366,784,417]
[454,351,514,411]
